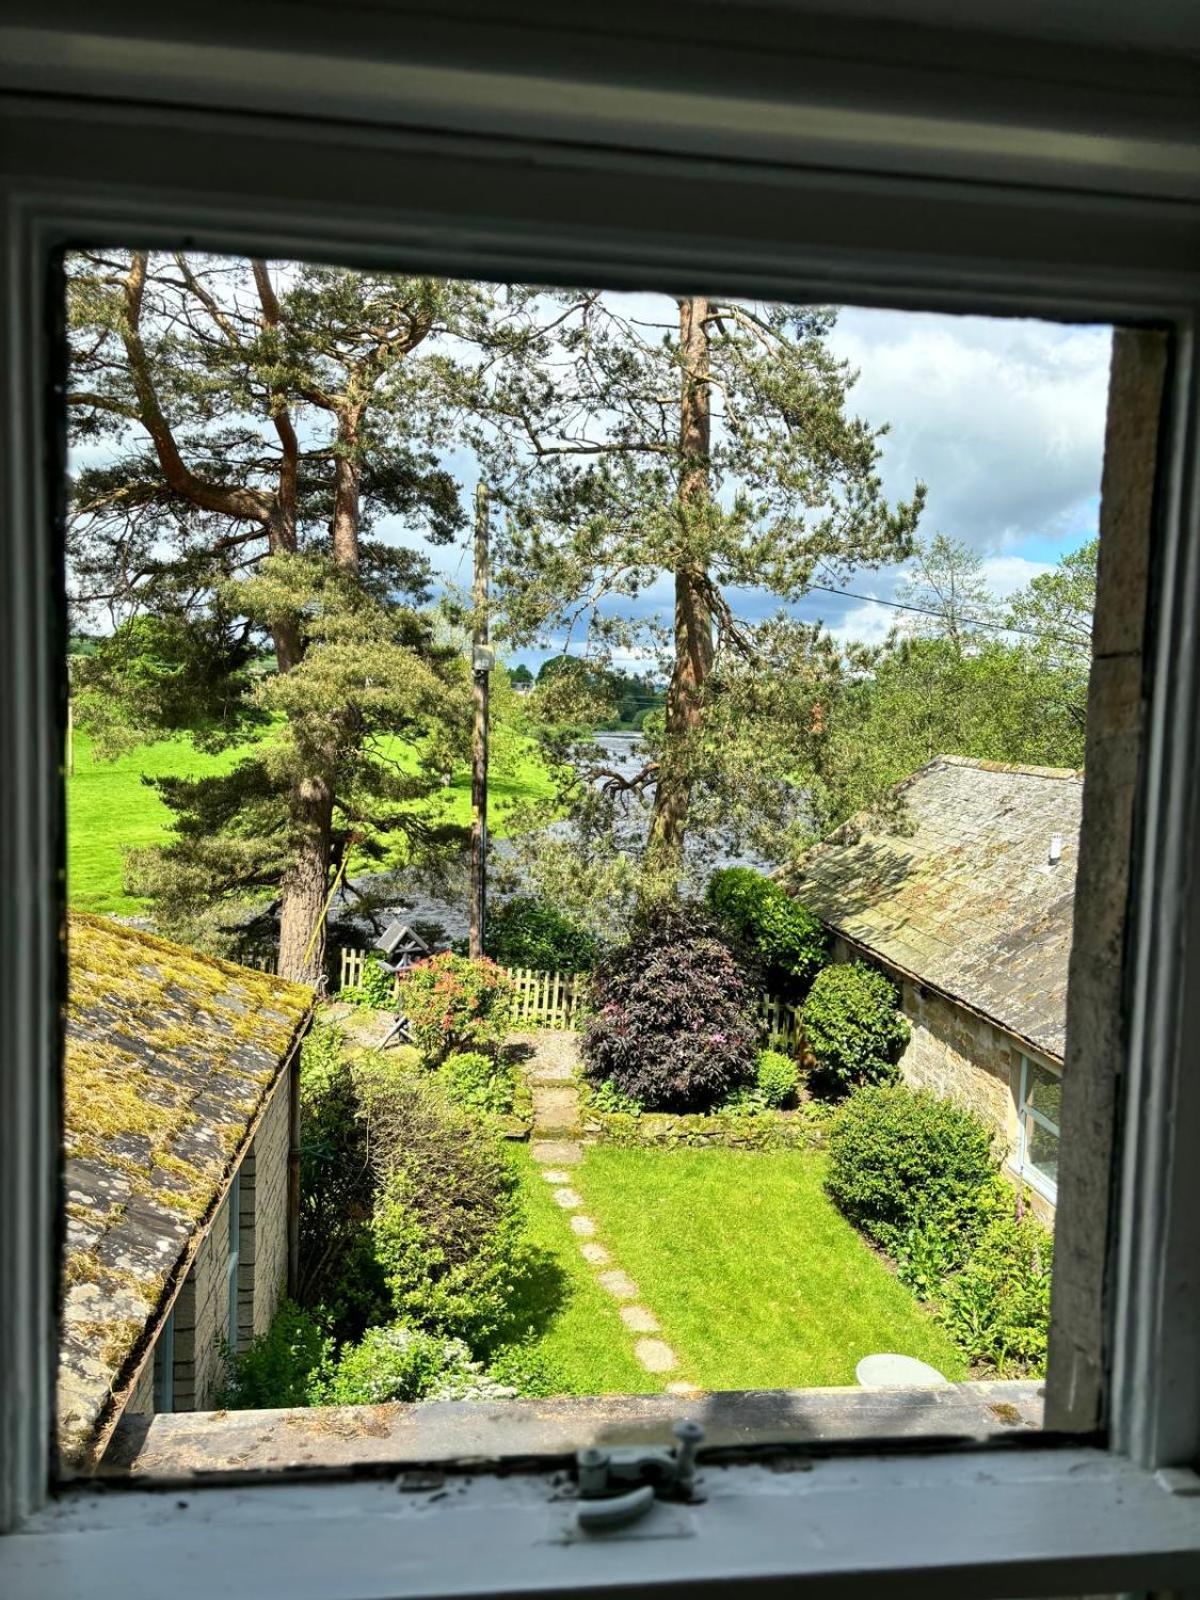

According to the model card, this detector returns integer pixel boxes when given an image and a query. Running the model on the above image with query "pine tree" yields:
[477,293,924,891]
[66,252,490,979]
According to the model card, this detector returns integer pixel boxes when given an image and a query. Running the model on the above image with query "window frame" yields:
[1015,1054,1061,1204]
[2,8,1200,1593]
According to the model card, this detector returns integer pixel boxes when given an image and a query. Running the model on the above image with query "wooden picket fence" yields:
[330,943,801,1042]
[337,946,374,992]
[507,967,591,1030]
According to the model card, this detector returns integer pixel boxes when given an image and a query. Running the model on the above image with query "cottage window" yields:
[1017,1057,1061,1202]
[3,6,1200,1598]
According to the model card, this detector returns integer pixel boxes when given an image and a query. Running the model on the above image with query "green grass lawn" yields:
[67,726,556,915]
[506,1148,662,1394]
[571,1147,965,1390]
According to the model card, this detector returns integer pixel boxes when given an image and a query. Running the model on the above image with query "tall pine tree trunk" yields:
[277,775,335,980]
[275,405,364,985]
[646,296,713,882]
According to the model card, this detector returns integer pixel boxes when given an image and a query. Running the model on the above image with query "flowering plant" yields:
[400,953,514,1062]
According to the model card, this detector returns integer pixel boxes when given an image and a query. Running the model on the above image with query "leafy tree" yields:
[66,251,492,977]
[896,534,998,651]
[480,293,924,893]
[509,662,534,687]
[1005,537,1096,741]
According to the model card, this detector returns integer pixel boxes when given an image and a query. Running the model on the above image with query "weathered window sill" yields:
[98,1381,1043,1480]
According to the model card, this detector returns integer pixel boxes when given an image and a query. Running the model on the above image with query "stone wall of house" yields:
[829,935,1056,1223]
[125,1348,155,1416]
[170,1182,235,1412]
[116,1062,294,1422]
[240,1065,291,1345]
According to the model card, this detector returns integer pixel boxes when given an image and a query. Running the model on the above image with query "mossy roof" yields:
[59,912,312,1470]
[789,757,1081,1060]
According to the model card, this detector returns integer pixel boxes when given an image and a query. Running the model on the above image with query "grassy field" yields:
[569,1147,965,1390]
[66,726,556,915]
[506,1148,662,1394]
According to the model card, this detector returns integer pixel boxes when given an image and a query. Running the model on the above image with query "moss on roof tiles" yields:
[59,912,312,1469]
[790,757,1081,1060]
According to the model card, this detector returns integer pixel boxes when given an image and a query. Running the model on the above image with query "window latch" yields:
[574,1419,705,1531]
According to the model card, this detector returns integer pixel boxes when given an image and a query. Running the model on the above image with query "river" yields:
[328,731,774,947]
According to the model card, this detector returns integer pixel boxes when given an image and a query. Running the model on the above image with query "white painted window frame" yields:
[2,7,1200,1595]
[1015,1055,1060,1205]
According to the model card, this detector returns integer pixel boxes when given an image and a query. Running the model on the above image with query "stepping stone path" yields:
[517,1028,682,1382]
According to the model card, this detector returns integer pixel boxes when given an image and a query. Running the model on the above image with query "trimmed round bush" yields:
[826,1082,999,1256]
[756,1048,800,1109]
[583,903,758,1112]
[400,953,514,1063]
[801,961,910,1092]
[706,866,828,997]
[485,896,598,973]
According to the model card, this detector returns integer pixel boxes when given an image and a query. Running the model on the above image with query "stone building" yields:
[58,913,313,1472]
[791,756,1080,1220]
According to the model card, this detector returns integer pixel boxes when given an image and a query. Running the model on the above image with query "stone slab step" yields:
[530,1139,583,1167]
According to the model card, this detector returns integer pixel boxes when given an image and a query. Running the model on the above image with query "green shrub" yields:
[802,962,910,1093]
[825,1083,999,1259]
[342,953,397,1010]
[220,1300,332,1409]
[583,903,758,1112]
[313,1323,514,1405]
[400,953,514,1063]
[366,1071,524,1345]
[485,896,599,973]
[485,1342,571,1398]
[940,1210,1054,1376]
[756,1048,800,1109]
[436,1051,516,1117]
[297,1022,379,1334]
[706,867,828,997]
[588,1079,644,1117]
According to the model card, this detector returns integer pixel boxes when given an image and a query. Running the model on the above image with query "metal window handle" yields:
[575,1420,704,1531]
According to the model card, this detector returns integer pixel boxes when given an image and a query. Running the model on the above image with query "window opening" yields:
[55,249,1119,1480]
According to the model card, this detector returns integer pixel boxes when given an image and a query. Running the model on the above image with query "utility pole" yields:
[469,482,492,959]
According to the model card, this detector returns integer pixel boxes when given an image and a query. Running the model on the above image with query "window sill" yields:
[6,1443,1200,1600]
[99,1381,1044,1479]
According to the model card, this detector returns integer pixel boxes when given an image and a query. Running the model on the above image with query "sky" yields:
[408,296,1111,672]
[69,270,1113,668]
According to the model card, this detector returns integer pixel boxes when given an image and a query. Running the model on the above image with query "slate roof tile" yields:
[58,913,312,1470]
[790,757,1080,1060]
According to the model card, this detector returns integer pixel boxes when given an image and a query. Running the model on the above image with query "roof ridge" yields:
[934,754,1084,780]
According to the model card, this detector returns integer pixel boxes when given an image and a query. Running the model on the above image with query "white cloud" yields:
[827,309,1111,554]
[980,555,1054,597]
